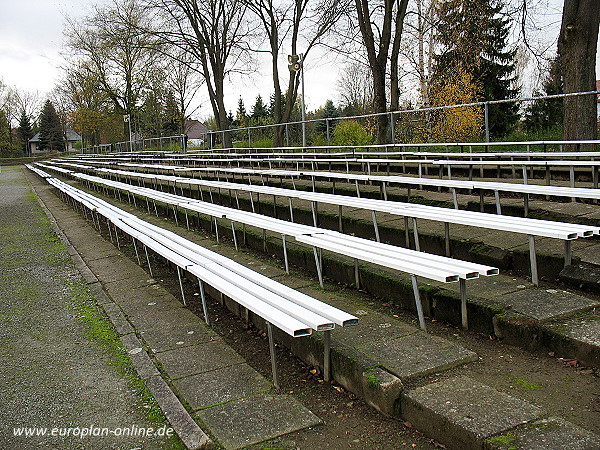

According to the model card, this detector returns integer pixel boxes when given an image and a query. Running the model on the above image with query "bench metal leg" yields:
[231,221,238,250]
[338,205,343,232]
[266,321,280,389]
[411,274,426,331]
[114,225,121,249]
[355,180,360,198]
[172,206,179,226]
[282,234,289,273]
[412,218,421,252]
[313,246,324,288]
[381,182,388,201]
[460,278,468,329]
[311,201,318,227]
[528,235,539,286]
[524,193,529,217]
[354,258,360,288]
[323,330,332,382]
[444,222,451,257]
[494,190,502,215]
[131,237,141,265]
[214,217,219,242]
[176,266,187,306]
[404,216,410,248]
[371,211,381,242]
[289,198,294,222]
[451,188,459,209]
[249,192,255,212]
[198,279,209,325]
[144,245,153,278]
[479,191,485,212]
[564,240,572,267]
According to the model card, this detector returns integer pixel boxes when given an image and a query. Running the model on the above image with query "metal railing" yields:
[81,135,187,154]
[203,90,599,150]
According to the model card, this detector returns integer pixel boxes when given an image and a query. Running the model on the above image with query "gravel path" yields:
[0,166,179,449]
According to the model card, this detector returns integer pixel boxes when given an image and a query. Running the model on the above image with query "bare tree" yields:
[244,0,348,146]
[150,0,254,148]
[558,0,599,143]
[64,0,163,129]
[336,63,373,115]
[163,50,205,133]
[354,0,409,144]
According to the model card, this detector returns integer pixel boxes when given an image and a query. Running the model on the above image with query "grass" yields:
[68,280,185,448]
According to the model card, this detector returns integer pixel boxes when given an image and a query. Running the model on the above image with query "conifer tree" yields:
[38,100,64,152]
[316,100,339,134]
[250,95,268,121]
[523,57,563,133]
[236,97,247,128]
[16,111,34,155]
[432,0,520,138]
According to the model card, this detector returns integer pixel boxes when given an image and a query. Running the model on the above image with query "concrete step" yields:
[401,376,600,450]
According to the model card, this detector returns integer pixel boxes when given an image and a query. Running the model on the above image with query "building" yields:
[184,119,208,146]
[29,130,82,154]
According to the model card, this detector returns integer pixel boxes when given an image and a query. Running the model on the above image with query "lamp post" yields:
[124,114,133,151]
[288,53,307,148]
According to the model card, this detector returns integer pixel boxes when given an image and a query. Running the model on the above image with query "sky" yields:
[0,0,597,122]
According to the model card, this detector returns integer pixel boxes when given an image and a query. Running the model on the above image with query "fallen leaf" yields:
[403,421,414,428]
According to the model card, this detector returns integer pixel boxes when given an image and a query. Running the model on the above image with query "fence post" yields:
[484,102,490,144]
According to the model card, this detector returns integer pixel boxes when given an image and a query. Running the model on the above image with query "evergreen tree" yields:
[432,0,520,138]
[16,111,34,155]
[236,97,247,128]
[316,100,339,134]
[162,91,181,135]
[523,57,563,133]
[250,95,268,121]
[38,100,64,152]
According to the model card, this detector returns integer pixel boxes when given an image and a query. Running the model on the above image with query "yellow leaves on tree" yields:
[431,68,483,142]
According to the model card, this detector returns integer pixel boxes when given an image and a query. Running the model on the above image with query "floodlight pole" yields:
[300,53,307,148]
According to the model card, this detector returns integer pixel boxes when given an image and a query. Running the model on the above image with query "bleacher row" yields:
[26,164,358,387]
[34,161,499,331]
[47,160,600,288]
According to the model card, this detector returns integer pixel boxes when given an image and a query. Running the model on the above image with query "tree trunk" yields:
[558,0,600,147]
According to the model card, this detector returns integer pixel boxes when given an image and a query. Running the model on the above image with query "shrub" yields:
[331,120,372,146]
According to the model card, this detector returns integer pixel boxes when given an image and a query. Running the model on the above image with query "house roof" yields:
[29,130,82,143]
[185,120,208,139]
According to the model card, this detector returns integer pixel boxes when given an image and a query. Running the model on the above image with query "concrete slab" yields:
[120,333,161,380]
[127,308,206,337]
[485,417,600,450]
[105,281,169,303]
[87,254,151,283]
[402,376,542,450]
[139,321,217,353]
[368,332,478,380]
[154,341,245,379]
[173,363,271,411]
[145,375,212,450]
[495,287,600,321]
[197,393,322,449]
[334,316,417,349]
[118,294,184,317]
[443,274,527,299]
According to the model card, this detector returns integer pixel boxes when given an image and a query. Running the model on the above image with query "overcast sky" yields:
[0,0,597,121]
